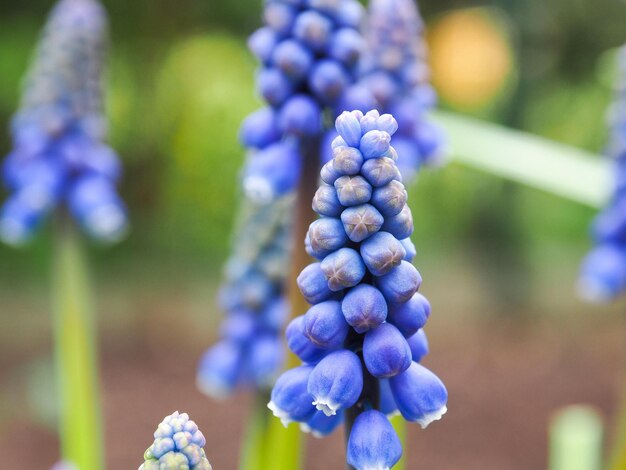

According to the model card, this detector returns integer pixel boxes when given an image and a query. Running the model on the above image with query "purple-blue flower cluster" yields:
[357,0,445,182]
[269,110,447,469]
[197,196,292,398]
[579,47,626,301]
[240,0,375,203]
[0,0,126,245]
[139,411,212,470]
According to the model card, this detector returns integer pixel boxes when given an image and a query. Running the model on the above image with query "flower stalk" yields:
[52,219,103,470]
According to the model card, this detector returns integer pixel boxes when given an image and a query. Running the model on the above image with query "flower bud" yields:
[310,59,350,103]
[381,204,413,239]
[334,175,372,207]
[376,260,421,303]
[239,107,280,149]
[257,68,294,106]
[341,203,384,242]
[360,231,405,276]
[320,160,342,185]
[333,146,364,175]
[246,334,284,387]
[308,349,363,415]
[264,2,296,35]
[335,110,363,147]
[346,410,402,470]
[197,341,242,399]
[278,95,322,136]
[294,10,333,51]
[371,180,407,217]
[309,217,348,253]
[298,262,334,304]
[361,157,400,187]
[329,28,364,66]
[312,184,343,217]
[286,315,329,363]
[320,247,366,290]
[379,379,398,417]
[387,292,430,337]
[363,322,412,378]
[272,39,314,80]
[400,237,416,261]
[390,362,448,428]
[341,284,388,333]
[304,300,349,348]
[269,366,317,426]
[360,130,391,159]
[407,329,429,362]
[248,27,278,64]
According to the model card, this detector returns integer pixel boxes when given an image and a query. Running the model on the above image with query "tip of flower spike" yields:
[84,204,128,243]
[416,405,447,429]
[268,400,292,427]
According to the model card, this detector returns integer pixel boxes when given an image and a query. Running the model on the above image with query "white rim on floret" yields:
[243,176,274,205]
[87,204,127,241]
[267,400,292,427]
[312,397,340,417]
[416,405,447,429]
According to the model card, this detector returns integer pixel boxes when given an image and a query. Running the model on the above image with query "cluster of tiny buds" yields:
[139,412,212,470]
[0,0,127,246]
[268,109,447,470]
[197,197,292,398]
[239,0,376,203]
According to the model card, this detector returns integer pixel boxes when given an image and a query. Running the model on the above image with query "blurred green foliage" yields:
[0,0,623,287]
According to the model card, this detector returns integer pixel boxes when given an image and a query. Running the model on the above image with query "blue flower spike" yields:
[241,0,372,202]
[268,110,447,468]
[198,197,292,398]
[139,412,212,470]
[358,0,447,182]
[579,46,626,301]
[0,0,127,245]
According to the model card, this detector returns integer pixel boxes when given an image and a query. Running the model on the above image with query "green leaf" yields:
[432,111,613,208]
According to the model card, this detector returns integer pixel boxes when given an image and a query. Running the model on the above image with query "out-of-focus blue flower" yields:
[241,0,371,202]
[356,0,446,182]
[139,411,212,470]
[579,46,626,301]
[0,0,127,245]
[197,197,292,398]
[50,462,77,470]
[268,110,446,467]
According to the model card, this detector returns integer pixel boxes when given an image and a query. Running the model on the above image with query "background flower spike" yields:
[0,0,127,245]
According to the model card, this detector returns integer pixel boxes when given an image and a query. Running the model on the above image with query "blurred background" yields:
[1,0,625,468]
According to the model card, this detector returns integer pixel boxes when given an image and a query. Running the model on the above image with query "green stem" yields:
[239,391,271,470]
[52,223,103,470]
[609,381,626,470]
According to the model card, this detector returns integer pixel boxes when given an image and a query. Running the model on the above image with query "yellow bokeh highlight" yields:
[428,8,514,110]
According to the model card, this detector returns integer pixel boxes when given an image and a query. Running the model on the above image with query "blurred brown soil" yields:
[0,305,624,470]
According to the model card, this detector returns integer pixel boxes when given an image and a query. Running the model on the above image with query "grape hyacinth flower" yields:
[139,412,212,470]
[241,0,375,202]
[0,0,127,245]
[355,0,446,182]
[269,110,447,469]
[197,196,293,397]
[579,46,626,301]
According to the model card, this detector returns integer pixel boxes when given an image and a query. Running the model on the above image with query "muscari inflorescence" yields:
[139,412,212,470]
[579,46,626,301]
[0,0,126,246]
[268,110,448,470]
[358,0,445,182]
[240,0,376,203]
[197,196,293,397]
